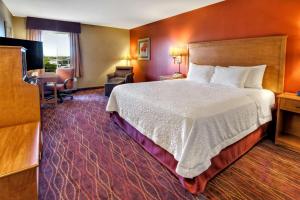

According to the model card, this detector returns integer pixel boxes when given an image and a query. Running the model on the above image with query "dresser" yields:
[275,93,300,153]
[0,46,41,200]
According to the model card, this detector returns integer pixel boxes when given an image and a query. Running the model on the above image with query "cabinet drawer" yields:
[280,98,300,113]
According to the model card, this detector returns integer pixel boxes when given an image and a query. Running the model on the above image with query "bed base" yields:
[111,112,267,194]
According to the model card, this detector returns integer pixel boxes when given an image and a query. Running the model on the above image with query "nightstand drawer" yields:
[280,98,300,113]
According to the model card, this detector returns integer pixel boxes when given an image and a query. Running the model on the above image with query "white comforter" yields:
[106,79,274,178]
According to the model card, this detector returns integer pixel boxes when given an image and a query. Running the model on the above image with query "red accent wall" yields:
[130,0,300,92]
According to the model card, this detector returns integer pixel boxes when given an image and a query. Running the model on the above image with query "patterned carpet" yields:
[40,89,300,200]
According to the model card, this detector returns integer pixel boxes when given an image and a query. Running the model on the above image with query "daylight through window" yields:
[42,31,70,72]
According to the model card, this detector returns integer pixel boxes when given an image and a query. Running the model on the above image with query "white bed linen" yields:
[106,79,274,178]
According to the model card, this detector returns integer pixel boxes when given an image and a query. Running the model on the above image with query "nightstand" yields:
[160,74,185,81]
[275,93,300,153]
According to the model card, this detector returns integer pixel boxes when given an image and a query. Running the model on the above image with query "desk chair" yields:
[46,68,77,103]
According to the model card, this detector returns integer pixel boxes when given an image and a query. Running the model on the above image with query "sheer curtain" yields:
[26,29,42,41]
[69,32,82,78]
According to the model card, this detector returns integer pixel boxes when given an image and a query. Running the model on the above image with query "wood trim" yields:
[188,36,287,93]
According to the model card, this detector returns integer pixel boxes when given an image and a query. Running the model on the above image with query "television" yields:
[0,37,43,71]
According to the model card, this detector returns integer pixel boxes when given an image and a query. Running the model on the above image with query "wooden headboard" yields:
[188,36,287,93]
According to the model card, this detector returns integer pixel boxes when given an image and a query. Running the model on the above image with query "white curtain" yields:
[26,29,42,41]
[69,32,82,78]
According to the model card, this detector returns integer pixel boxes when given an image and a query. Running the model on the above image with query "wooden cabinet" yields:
[275,93,300,153]
[0,123,40,200]
[0,46,41,200]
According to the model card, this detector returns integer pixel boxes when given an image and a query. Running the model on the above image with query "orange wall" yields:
[130,0,300,92]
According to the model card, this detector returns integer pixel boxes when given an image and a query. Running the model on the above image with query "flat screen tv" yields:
[0,37,43,71]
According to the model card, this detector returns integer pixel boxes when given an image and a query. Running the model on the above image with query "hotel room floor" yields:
[40,89,300,200]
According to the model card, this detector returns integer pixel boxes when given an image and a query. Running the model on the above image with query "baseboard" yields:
[75,86,104,92]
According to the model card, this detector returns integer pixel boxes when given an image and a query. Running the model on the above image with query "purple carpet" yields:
[39,89,300,200]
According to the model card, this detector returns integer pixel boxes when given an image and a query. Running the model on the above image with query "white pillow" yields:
[210,66,250,88]
[187,63,215,83]
[230,65,266,89]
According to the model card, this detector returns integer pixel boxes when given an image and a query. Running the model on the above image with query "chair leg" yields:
[58,92,73,103]
[58,93,64,103]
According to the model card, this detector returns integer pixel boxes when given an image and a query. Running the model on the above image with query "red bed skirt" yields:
[111,112,267,194]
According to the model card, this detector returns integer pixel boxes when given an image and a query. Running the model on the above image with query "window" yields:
[42,31,70,72]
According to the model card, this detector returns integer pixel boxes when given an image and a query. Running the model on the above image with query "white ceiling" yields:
[4,0,224,29]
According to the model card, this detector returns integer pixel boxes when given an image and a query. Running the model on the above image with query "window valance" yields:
[26,17,81,33]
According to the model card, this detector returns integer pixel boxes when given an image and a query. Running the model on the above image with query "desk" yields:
[37,72,58,105]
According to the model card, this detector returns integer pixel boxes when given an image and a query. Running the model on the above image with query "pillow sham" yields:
[210,66,249,88]
[230,65,266,89]
[187,63,215,83]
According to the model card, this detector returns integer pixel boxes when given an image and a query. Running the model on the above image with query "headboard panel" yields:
[188,36,287,93]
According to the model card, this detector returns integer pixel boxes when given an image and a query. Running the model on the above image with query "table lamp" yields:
[121,54,133,66]
[169,45,188,77]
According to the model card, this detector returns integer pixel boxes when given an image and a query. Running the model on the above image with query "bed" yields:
[106,36,287,194]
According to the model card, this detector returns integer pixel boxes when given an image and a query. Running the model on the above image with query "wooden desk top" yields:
[37,72,58,81]
[0,122,40,178]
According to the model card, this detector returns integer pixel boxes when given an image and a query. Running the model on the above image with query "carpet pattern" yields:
[40,89,300,200]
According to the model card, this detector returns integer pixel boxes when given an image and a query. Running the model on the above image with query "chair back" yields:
[115,66,133,77]
[56,67,74,89]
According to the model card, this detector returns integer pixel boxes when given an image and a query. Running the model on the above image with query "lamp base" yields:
[172,72,184,79]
